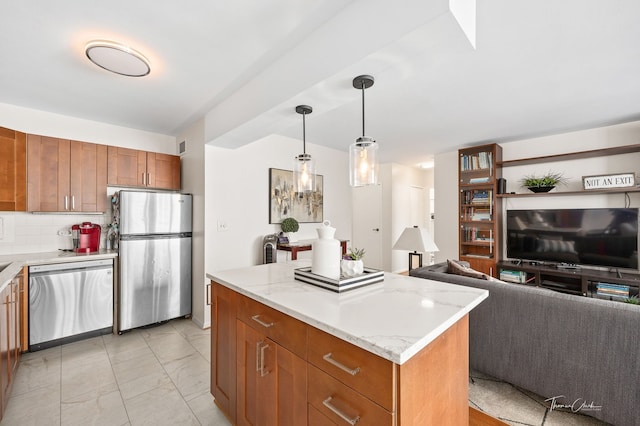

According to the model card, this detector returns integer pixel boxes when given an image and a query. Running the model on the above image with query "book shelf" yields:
[495,143,640,198]
[459,143,502,276]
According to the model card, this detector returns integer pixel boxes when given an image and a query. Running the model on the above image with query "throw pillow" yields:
[447,259,486,280]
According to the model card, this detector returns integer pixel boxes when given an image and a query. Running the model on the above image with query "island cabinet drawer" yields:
[236,293,307,359]
[308,326,396,412]
[308,365,393,426]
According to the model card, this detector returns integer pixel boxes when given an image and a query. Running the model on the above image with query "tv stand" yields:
[555,263,580,270]
[497,261,640,301]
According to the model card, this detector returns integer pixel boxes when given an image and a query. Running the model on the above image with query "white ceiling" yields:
[3,1,640,166]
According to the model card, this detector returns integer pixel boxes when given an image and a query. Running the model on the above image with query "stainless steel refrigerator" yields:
[116,190,192,332]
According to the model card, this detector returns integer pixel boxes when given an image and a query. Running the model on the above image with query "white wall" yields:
[176,119,208,328]
[0,102,175,153]
[434,120,640,263]
[205,134,351,277]
[0,103,176,255]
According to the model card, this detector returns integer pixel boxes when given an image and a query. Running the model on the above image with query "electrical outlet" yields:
[0,217,3,240]
[217,220,229,232]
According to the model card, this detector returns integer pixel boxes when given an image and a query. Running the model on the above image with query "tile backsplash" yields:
[0,212,110,255]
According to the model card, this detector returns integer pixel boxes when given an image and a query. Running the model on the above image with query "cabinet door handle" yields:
[147,172,150,186]
[205,283,211,306]
[255,341,270,377]
[64,195,69,210]
[71,195,75,210]
[322,396,360,425]
[323,353,361,376]
[142,172,146,186]
[251,314,274,328]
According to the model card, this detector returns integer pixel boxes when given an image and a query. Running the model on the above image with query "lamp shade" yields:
[392,226,439,253]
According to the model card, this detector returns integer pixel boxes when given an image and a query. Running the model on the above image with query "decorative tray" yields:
[294,267,384,293]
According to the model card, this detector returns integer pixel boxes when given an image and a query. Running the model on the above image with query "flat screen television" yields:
[506,208,639,269]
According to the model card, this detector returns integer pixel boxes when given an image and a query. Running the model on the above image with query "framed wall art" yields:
[269,168,323,224]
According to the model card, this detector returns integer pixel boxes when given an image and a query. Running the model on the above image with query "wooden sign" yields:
[582,172,636,190]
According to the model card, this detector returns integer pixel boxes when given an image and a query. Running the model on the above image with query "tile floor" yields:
[1,318,231,426]
[1,319,610,426]
[469,371,610,426]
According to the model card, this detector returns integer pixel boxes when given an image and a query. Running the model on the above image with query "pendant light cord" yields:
[302,110,307,154]
[361,82,366,137]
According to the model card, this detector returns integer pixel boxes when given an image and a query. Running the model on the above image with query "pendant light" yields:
[350,75,378,187]
[293,105,316,194]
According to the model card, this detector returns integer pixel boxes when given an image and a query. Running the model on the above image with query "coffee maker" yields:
[71,222,101,253]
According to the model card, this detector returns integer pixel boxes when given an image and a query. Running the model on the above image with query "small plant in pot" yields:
[520,171,567,193]
[281,217,299,242]
[341,247,365,277]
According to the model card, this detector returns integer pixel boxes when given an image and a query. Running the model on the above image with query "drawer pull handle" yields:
[255,341,270,377]
[323,353,361,376]
[251,314,274,328]
[322,396,360,425]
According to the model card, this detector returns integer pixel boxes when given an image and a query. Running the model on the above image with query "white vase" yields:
[341,259,364,277]
[312,220,340,279]
[286,232,298,243]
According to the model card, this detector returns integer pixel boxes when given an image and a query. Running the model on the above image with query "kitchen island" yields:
[207,261,488,425]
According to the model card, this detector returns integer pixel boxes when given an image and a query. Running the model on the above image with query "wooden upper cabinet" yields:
[70,141,107,212]
[0,127,27,211]
[108,147,180,190]
[148,152,181,190]
[107,146,146,187]
[27,135,107,212]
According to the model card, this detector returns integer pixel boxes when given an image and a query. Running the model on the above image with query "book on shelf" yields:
[460,152,493,171]
[500,269,527,283]
[596,282,629,298]
[469,177,490,184]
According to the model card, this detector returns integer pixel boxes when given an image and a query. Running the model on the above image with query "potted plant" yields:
[341,247,365,277]
[519,171,567,193]
[281,217,300,242]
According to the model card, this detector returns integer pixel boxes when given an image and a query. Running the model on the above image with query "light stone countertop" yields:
[207,261,488,364]
[0,250,118,292]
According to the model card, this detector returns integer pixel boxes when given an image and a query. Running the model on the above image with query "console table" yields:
[277,239,348,260]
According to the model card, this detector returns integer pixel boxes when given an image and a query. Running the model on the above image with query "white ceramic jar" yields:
[312,220,341,279]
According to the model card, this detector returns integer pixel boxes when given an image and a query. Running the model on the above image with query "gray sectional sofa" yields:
[410,261,640,426]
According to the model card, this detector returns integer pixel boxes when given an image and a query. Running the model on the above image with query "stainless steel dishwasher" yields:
[29,259,114,351]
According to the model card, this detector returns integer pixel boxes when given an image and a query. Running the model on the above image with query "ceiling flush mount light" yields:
[85,40,151,77]
[293,105,316,194]
[350,75,378,187]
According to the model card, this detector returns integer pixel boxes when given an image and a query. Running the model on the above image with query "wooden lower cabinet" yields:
[0,269,23,421]
[210,281,470,425]
[236,321,306,426]
[211,283,237,424]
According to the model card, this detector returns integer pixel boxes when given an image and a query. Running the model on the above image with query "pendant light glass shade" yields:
[293,105,316,194]
[350,75,378,187]
[349,136,378,187]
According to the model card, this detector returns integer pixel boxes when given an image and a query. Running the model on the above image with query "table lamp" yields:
[392,226,439,271]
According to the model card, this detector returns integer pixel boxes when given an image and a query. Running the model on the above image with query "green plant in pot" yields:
[281,217,300,242]
[520,171,567,193]
[341,247,365,277]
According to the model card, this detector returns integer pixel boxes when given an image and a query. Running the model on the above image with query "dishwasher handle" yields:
[29,259,114,275]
